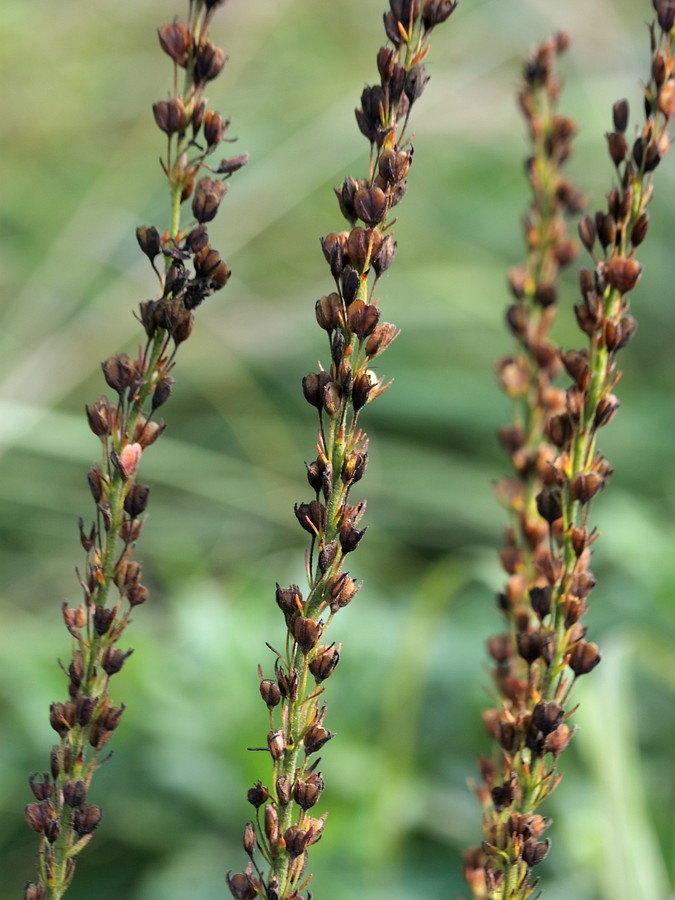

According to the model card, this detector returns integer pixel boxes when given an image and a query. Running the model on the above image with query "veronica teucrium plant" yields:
[22,2,246,897]
[226,2,458,898]
[464,5,674,898]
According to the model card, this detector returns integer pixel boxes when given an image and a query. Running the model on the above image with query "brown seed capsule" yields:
[85,396,113,438]
[531,701,564,735]
[348,298,381,339]
[545,722,572,757]
[347,226,382,271]
[243,822,257,857]
[72,804,103,836]
[203,109,228,147]
[63,779,87,808]
[294,617,321,654]
[267,730,286,761]
[246,781,270,809]
[136,224,161,260]
[101,646,133,676]
[605,256,641,293]
[264,801,279,846]
[284,825,310,858]
[606,131,628,167]
[93,604,117,636]
[341,266,361,303]
[152,375,174,411]
[303,724,334,755]
[28,773,53,802]
[302,370,331,409]
[124,482,150,518]
[578,213,596,252]
[158,21,192,66]
[595,212,617,250]
[568,639,601,675]
[352,371,373,412]
[354,186,388,227]
[294,499,324,535]
[534,282,557,308]
[309,643,341,683]
[102,354,136,396]
[275,583,303,627]
[379,147,412,183]
[523,838,550,866]
[495,720,518,753]
[529,586,551,620]
[365,321,399,358]
[259,678,281,709]
[24,801,53,835]
[226,871,256,900]
[328,571,360,610]
[490,778,515,812]
[293,771,325,811]
[24,883,47,900]
[569,471,605,503]
[612,99,629,132]
[373,233,397,276]
[517,631,542,665]
[487,633,511,663]
[561,349,590,389]
[192,177,227,224]
[405,63,429,105]
[153,97,187,135]
[275,775,291,806]
[194,40,227,84]
[594,393,620,428]
[49,702,76,737]
[318,540,338,574]
[127,582,149,607]
[315,293,343,331]
[536,488,562,524]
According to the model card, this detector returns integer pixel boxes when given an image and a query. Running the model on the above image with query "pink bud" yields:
[118,443,142,479]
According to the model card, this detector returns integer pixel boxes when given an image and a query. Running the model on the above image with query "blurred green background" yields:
[1,0,674,897]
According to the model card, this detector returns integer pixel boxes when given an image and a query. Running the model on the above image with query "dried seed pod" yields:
[152,97,187,135]
[192,177,227,223]
[568,639,601,675]
[158,21,192,66]
[303,724,334,755]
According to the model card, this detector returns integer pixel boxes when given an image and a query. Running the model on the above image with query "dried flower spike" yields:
[228,2,457,897]
[464,15,673,899]
[23,2,246,897]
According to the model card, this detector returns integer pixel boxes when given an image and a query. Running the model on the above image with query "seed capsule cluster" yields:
[23,3,245,897]
[465,11,674,899]
[228,3,457,898]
